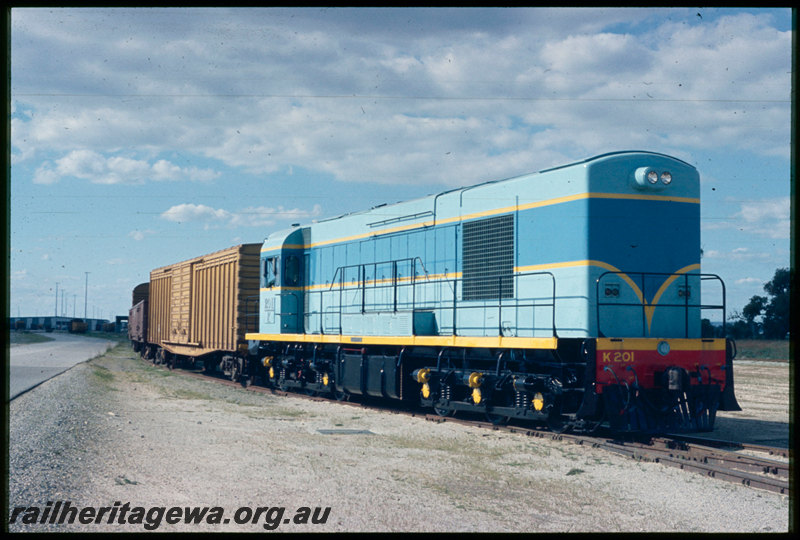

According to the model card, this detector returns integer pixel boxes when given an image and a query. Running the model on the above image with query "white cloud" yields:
[151,160,220,182]
[702,247,772,262]
[11,9,791,188]
[128,229,156,241]
[161,204,231,226]
[735,277,763,285]
[702,197,790,240]
[730,247,770,262]
[733,197,790,239]
[161,203,323,229]
[32,150,220,185]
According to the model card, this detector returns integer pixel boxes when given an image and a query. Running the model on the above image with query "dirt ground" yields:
[6,344,792,533]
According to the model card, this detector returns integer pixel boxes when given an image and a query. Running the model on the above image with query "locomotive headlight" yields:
[660,171,672,185]
[634,167,660,188]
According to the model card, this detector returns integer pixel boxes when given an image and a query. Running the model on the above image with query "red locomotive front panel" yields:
[594,337,729,431]
[595,338,727,393]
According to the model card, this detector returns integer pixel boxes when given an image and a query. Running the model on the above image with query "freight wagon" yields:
[68,319,88,333]
[138,244,261,378]
[132,282,149,307]
[128,283,149,352]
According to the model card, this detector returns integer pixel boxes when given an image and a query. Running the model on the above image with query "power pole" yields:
[84,272,90,319]
[55,282,59,317]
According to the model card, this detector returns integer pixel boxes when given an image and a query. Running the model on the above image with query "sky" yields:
[8,7,793,324]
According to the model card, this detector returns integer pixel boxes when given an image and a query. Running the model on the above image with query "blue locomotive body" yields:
[247,151,739,432]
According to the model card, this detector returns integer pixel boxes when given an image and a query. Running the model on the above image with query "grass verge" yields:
[734,340,790,361]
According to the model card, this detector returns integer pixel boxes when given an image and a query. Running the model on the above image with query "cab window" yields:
[263,256,279,288]
[284,255,300,287]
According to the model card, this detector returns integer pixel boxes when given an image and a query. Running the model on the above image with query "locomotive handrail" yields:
[325,256,432,291]
[244,294,260,334]
[309,262,557,339]
[595,271,726,338]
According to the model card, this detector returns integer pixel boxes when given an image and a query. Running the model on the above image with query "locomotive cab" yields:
[259,226,307,335]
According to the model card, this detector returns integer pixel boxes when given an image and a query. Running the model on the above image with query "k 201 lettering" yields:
[601,351,635,363]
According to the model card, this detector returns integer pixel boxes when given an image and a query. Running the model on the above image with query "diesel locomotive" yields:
[131,151,740,433]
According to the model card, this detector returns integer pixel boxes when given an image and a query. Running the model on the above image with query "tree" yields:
[762,268,790,339]
[738,268,791,339]
[726,310,752,339]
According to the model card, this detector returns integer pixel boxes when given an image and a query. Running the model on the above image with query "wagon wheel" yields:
[333,389,350,402]
[277,378,291,392]
[230,358,241,383]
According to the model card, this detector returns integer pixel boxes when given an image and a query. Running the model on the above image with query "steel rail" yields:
[144,356,790,497]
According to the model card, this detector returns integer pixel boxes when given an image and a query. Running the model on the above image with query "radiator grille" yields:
[462,214,514,300]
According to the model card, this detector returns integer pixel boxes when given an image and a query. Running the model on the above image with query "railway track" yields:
[155,360,791,497]
[422,416,790,496]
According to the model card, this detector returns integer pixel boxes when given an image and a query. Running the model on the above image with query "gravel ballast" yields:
[7,344,790,532]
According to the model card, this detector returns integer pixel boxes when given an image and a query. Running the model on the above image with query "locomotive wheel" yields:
[485,411,509,426]
[433,404,455,417]
[574,418,603,434]
[547,412,572,434]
